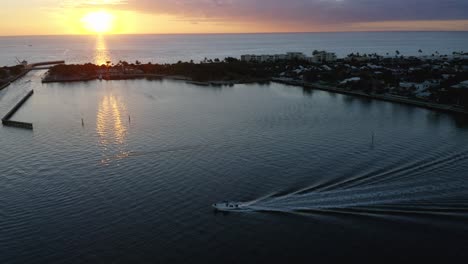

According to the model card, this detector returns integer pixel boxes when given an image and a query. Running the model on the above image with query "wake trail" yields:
[239,179,468,214]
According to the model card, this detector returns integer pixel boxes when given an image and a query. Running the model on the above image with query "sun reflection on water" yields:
[96,94,130,165]
[95,35,111,66]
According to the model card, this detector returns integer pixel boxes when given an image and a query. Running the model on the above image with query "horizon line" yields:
[1,30,468,38]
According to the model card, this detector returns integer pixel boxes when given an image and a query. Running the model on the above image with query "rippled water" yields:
[1,32,468,66]
[1,71,468,263]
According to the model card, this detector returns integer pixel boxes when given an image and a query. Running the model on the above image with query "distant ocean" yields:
[0,32,467,66]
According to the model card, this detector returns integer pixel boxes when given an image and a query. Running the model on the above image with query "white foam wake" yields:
[236,179,468,213]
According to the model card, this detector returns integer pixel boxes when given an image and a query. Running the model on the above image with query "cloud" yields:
[58,0,128,9]
[65,0,468,28]
[121,0,468,23]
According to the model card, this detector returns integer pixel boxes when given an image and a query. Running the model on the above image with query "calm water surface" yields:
[1,71,468,263]
[1,32,468,65]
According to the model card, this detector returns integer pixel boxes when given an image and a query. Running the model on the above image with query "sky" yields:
[0,0,468,35]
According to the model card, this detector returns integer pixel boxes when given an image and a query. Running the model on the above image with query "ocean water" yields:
[0,68,468,263]
[1,32,468,66]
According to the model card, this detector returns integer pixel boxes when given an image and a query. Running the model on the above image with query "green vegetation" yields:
[46,58,292,82]
[43,54,468,109]
[0,65,26,88]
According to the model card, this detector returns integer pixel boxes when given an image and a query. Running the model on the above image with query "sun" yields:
[81,11,114,33]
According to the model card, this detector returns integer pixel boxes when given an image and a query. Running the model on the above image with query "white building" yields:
[286,52,306,60]
[241,52,305,62]
[310,51,337,63]
[399,80,439,90]
[451,80,468,89]
[240,55,253,62]
[241,54,284,62]
[274,54,287,61]
[241,50,334,63]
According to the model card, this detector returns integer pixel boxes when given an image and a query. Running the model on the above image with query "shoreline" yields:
[0,69,30,91]
[272,78,468,115]
[42,73,269,86]
[24,54,468,116]
[40,73,468,115]
[42,74,189,83]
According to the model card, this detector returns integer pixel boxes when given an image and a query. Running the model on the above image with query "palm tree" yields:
[395,50,400,56]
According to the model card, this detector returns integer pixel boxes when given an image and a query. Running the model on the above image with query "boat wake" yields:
[218,149,468,215]
[223,179,468,215]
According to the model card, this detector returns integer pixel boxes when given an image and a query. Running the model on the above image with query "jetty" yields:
[1,60,65,91]
[2,90,34,130]
[29,61,65,67]
[28,60,65,71]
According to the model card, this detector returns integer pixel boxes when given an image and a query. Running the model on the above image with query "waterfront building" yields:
[241,51,323,63]
[286,52,306,60]
[241,52,305,62]
[240,55,253,62]
[310,51,337,63]
[451,80,468,90]
[345,54,370,62]
[399,80,439,91]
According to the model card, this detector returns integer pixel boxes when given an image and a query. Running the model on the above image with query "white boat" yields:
[212,201,246,211]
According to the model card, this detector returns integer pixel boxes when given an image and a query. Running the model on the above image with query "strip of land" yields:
[273,78,468,115]
[40,52,468,115]
[3,54,468,115]
[0,67,30,91]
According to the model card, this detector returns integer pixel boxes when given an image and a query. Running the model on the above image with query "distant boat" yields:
[212,201,246,211]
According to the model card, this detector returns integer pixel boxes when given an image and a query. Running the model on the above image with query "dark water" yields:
[1,71,468,263]
[1,32,468,66]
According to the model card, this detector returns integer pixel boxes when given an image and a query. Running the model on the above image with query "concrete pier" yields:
[29,60,65,68]
[1,120,33,129]
[2,90,34,130]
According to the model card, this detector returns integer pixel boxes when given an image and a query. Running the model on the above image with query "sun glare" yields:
[81,11,114,33]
